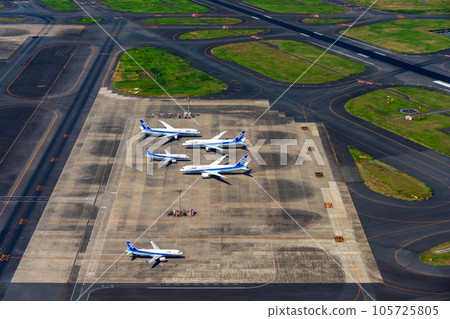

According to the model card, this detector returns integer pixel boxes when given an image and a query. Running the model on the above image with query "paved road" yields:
[0,0,448,300]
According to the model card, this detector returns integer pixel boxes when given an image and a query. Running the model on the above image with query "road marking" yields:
[251,16,260,20]
[341,36,391,53]
[375,51,386,56]
[300,33,310,37]
[433,80,450,88]
[241,2,264,11]
[313,32,323,36]
[264,15,272,19]
[311,42,374,65]
[357,53,369,58]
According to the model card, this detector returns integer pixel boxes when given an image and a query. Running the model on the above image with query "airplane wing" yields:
[207,171,227,179]
[149,239,160,250]
[146,256,160,264]
[211,131,227,140]
[205,145,224,153]
[161,158,171,166]
[159,120,174,130]
[162,133,178,140]
[211,155,228,166]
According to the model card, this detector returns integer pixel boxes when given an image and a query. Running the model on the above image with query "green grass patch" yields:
[41,0,79,11]
[179,29,264,40]
[0,17,22,23]
[345,88,450,156]
[341,19,450,54]
[143,17,241,25]
[420,242,450,266]
[100,0,209,13]
[74,17,102,24]
[344,0,449,14]
[212,40,365,83]
[112,47,227,97]
[303,18,349,24]
[349,146,433,201]
[243,0,345,14]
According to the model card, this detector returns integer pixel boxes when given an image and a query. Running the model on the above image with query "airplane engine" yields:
[174,135,178,140]
[171,159,177,163]
[160,257,167,262]
[201,172,211,179]
[205,146,210,152]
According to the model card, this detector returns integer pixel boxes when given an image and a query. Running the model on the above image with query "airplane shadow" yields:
[130,255,185,269]
[140,134,174,147]
[210,170,253,185]
[211,176,232,185]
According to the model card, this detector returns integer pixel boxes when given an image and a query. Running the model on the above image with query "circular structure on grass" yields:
[399,108,419,114]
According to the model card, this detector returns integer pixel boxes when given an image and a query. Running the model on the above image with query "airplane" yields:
[180,154,250,179]
[182,130,246,153]
[126,240,183,265]
[139,119,200,140]
[146,147,189,166]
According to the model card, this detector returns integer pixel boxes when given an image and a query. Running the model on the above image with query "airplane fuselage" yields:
[147,153,189,161]
[127,248,183,258]
[180,164,248,174]
[182,139,245,149]
[142,127,200,138]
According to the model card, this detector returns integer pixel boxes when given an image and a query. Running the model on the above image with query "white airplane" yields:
[139,119,200,140]
[180,155,249,179]
[126,240,183,265]
[182,130,246,153]
[146,147,189,166]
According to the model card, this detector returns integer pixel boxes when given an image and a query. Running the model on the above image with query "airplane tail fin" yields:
[126,241,137,252]
[235,155,249,168]
[233,130,245,143]
[140,120,151,131]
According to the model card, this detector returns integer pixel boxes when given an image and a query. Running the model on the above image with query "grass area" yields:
[243,0,345,14]
[345,88,450,156]
[345,0,450,14]
[74,17,102,24]
[143,17,241,25]
[341,19,450,54]
[212,40,365,83]
[349,146,433,201]
[41,0,79,11]
[112,47,227,97]
[303,18,349,24]
[179,29,264,40]
[420,242,450,266]
[100,0,209,13]
[0,17,22,23]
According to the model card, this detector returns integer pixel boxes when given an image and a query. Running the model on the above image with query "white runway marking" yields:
[434,80,450,88]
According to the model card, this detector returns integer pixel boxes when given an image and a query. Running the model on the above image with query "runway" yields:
[0,0,448,301]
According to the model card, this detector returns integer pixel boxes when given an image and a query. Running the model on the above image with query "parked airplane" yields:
[182,130,246,153]
[139,119,200,140]
[180,154,249,179]
[146,147,189,166]
[126,240,183,265]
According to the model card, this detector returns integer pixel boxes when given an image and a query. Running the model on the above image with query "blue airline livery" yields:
[180,154,249,179]
[146,147,189,166]
[126,239,183,264]
[140,119,200,140]
[182,130,246,153]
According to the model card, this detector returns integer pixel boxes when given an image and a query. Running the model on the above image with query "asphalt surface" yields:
[0,0,449,301]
